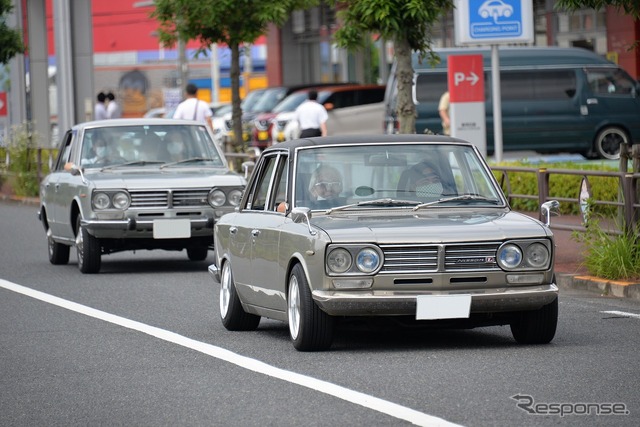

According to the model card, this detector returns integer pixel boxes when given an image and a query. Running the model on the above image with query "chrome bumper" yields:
[81,217,214,232]
[208,263,220,282]
[312,284,559,316]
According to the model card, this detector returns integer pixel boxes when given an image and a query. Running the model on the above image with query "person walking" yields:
[94,92,108,121]
[295,90,328,138]
[172,83,213,128]
[106,92,122,119]
[438,91,451,136]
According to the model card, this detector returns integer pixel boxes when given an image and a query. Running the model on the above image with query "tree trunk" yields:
[393,37,416,134]
[230,42,243,157]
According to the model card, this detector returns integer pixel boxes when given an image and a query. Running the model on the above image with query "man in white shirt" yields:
[173,83,213,128]
[295,90,328,138]
[94,92,108,121]
[106,92,122,119]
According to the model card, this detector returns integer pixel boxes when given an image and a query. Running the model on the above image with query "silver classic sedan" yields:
[210,135,560,351]
[38,119,245,274]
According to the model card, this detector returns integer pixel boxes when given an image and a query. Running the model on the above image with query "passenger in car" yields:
[308,164,347,208]
[397,159,445,199]
[163,130,186,162]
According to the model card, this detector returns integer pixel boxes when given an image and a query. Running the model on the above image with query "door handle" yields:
[586,98,598,105]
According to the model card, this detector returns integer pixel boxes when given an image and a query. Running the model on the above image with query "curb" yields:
[557,273,640,301]
[0,194,40,206]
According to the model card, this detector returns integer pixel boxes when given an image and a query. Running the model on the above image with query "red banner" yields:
[0,92,7,117]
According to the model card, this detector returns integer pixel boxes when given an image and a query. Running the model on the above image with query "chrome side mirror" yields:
[541,200,560,226]
[291,207,316,236]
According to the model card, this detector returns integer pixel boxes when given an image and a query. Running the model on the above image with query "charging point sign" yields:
[448,55,486,155]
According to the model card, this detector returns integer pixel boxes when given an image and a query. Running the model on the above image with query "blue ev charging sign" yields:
[454,0,533,45]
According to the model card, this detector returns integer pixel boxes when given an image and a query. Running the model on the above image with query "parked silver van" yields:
[384,47,640,159]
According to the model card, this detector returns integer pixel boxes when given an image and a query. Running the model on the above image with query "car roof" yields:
[72,118,205,131]
[263,134,472,153]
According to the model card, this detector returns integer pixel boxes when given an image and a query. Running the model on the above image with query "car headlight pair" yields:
[92,191,130,210]
[326,245,383,275]
[208,188,243,207]
[497,241,551,270]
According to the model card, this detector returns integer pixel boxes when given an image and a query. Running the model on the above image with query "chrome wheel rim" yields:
[287,275,301,339]
[47,228,54,257]
[220,263,231,318]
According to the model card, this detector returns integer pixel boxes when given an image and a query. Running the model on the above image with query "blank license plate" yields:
[153,219,190,239]
[416,295,472,320]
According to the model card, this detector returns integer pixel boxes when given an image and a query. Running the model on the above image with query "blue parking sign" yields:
[454,0,533,44]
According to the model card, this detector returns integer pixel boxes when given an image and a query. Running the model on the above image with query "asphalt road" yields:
[1,200,639,426]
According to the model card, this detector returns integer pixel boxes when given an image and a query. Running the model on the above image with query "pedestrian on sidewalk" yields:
[173,83,213,129]
[295,90,328,138]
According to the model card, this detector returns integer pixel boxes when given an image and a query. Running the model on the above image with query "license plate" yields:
[258,131,268,141]
[416,295,471,320]
[153,219,191,239]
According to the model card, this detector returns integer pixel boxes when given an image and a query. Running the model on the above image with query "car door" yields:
[249,154,289,312]
[230,153,282,309]
[42,131,74,238]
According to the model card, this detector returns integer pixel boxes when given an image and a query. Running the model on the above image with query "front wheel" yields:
[594,126,629,160]
[287,264,334,351]
[510,297,558,344]
[187,246,209,261]
[76,216,101,274]
[47,228,70,265]
[219,261,260,330]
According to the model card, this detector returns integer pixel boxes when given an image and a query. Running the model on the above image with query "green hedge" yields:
[491,160,621,216]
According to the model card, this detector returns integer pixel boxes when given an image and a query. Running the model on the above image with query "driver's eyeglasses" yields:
[313,181,341,191]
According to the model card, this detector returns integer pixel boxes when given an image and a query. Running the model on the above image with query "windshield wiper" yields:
[326,198,419,214]
[160,157,218,168]
[101,160,165,170]
[412,194,501,210]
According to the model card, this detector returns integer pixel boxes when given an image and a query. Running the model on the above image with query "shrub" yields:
[573,218,640,281]
[6,122,42,197]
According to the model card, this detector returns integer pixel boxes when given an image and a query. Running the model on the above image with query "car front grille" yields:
[129,189,210,209]
[380,243,500,273]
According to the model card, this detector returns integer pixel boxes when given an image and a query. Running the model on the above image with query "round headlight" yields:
[498,244,522,269]
[525,243,549,268]
[327,248,352,274]
[208,189,226,207]
[93,192,111,210]
[228,189,243,206]
[356,248,381,273]
[112,192,130,210]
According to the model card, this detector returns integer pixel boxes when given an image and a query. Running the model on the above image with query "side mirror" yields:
[291,207,316,236]
[541,200,560,226]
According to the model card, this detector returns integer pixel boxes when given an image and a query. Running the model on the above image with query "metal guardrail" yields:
[492,165,640,235]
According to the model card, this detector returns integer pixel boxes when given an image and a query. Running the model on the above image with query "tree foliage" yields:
[329,0,453,133]
[555,0,640,20]
[0,0,25,65]
[151,0,318,154]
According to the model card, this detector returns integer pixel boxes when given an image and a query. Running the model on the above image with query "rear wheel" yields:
[287,264,334,351]
[219,261,260,330]
[594,126,629,160]
[510,297,558,344]
[187,246,209,261]
[47,228,70,265]
[76,216,101,274]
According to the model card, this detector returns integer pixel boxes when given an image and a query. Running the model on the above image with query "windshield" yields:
[80,124,225,168]
[272,92,309,113]
[252,87,288,113]
[294,143,504,210]
[242,89,267,113]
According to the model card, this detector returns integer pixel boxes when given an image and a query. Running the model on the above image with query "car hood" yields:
[84,169,244,189]
[310,209,550,244]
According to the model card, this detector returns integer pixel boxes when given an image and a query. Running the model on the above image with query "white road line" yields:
[601,310,640,320]
[0,279,461,427]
